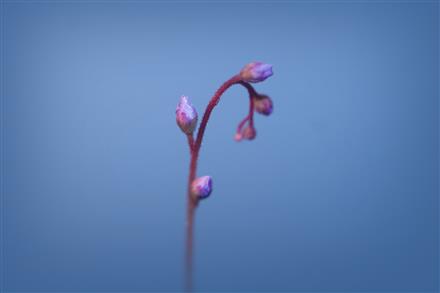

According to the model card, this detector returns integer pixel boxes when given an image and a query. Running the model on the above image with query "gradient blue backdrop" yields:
[1,1,439,292]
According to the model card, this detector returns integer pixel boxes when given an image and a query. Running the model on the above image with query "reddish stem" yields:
[238,81,257,127]
[187,134,194,153]
[184,75,257,292]
[248,90,255,128]
[236,116,249,134]
[239,80,258,96]
[236,84,256,134]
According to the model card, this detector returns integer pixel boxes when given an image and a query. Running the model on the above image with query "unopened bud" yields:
[242,125,256,140]
[191,176,213,199]
[254,95,273,116]
[235,125,256,142]
[234,133,243,142]
[239,62,273,83]
[176,95,198,134]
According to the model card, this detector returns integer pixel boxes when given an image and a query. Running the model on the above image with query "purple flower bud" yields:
[254,94,273,116]
[176,95,198,134]
[239,62,273,83]
[191,176,213,199]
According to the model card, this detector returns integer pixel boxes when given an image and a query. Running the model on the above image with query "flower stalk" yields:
[175,62,274,292]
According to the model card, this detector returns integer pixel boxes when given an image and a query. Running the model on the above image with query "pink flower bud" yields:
[239,62,273,83]
[242,125,256,140]
[235,125,256,142]
[254,94,273,116]
[176,95,198,134]
[191,176,213,199]
[234,133,243,142]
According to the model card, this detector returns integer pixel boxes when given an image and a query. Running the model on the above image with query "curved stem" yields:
[238,80,258,96]
[238,82,257,125]
[236,115,249,134]
[193,76,242,158]
[184,76,258,292]
[249,92,255,127]
[236,83,256,134]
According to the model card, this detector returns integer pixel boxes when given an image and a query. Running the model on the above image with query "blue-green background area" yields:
[2,1,439,292]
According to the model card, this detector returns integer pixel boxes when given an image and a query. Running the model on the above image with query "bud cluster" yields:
[176,62,274,201]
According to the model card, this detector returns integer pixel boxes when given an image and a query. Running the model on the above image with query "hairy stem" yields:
[184,75,257,292]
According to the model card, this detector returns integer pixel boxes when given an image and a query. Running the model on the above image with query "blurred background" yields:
[2,1,439,292]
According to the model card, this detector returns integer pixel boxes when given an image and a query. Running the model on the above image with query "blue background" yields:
[1,1,439,292]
